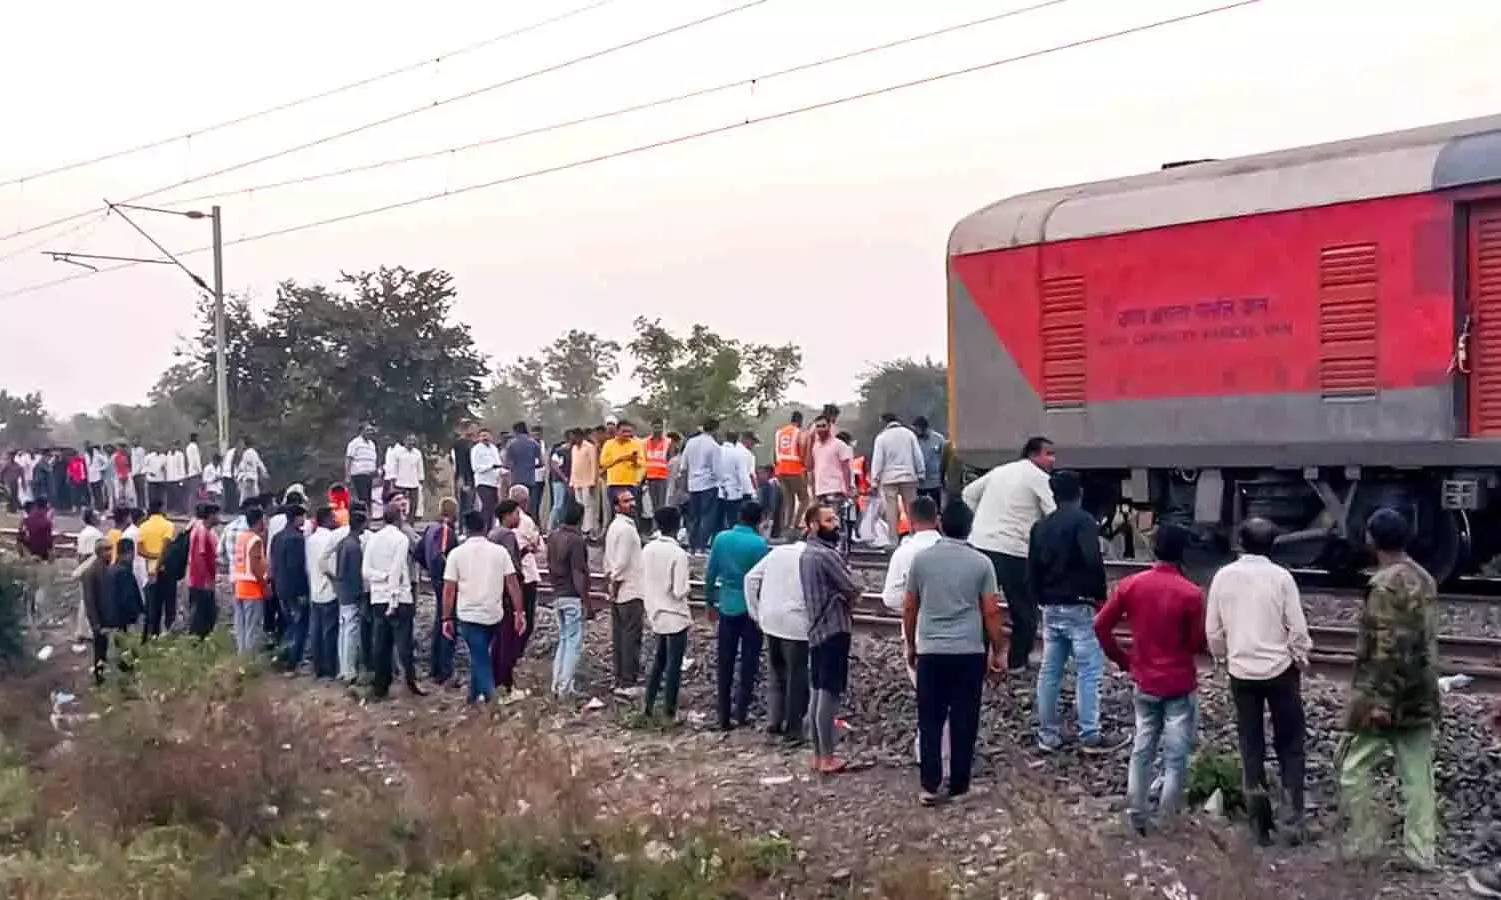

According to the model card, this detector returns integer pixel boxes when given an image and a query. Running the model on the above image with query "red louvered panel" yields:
[1318,244,1379,397]
[1040,275,1086,408]
[1468,204,1501,435]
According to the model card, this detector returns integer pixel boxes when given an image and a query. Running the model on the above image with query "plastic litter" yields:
[1439,674,1474,692]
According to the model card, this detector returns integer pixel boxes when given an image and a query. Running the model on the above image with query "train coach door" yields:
[1465,202,1501,436]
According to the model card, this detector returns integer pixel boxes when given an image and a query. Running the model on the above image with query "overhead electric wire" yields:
[0,0,769,247]
[163,0,1073,210]
[0,0,622,192]
[0,0,1263,303]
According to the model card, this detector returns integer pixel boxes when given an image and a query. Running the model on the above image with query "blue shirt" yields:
[704,524,770,616]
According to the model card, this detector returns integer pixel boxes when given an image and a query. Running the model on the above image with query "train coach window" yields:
[1041,275,1087,409]
[1317,243,1379,399]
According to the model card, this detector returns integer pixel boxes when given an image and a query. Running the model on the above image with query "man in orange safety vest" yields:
[643,419,673,516]
[772,411,810,539]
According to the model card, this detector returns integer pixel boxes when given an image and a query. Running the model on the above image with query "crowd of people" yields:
[1,436,269,516]
[11,413,1501,893]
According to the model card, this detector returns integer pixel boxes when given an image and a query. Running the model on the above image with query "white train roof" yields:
[948,113,1501,256]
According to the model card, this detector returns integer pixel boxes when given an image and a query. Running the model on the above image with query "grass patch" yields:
[0,633,803,899]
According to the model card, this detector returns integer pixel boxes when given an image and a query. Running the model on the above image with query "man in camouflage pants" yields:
[1338,508,1440,872]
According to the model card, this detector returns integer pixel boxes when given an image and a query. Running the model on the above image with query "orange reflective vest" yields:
[643,436,671,480]
[773,425,804,476]
[232,530,266,600]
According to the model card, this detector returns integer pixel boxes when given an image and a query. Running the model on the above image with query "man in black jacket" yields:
[79,539,113,683]
[1026,470,1126,754]
[273,506,311,671]
[109,537,145,640]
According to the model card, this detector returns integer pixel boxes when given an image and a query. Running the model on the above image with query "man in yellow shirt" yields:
[137,499,178,639]
[598,419,646,521]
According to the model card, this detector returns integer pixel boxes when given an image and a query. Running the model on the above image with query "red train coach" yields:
[946,114,1501,581]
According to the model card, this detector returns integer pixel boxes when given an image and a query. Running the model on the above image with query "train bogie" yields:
[948,114,1501,581]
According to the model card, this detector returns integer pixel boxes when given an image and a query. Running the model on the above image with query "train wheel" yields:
[1348,483,1468,584]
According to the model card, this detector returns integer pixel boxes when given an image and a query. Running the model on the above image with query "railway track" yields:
[10,528,1501,688]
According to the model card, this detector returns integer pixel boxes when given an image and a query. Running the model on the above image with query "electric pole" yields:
[43,200,230,455]
[211,206,228,458]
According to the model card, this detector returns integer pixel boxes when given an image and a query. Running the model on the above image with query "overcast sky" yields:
[2,0,1498,415]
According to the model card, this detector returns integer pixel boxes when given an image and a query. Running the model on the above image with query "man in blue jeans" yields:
[1093,524,1204,834]
[1026,470,1127,753]
[681,418,722,555]
[441,510,524,704]
[547,499,592,697]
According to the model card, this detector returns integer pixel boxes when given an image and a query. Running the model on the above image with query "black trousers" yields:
[309,602,340,678]
[646,629,688,717]
[611,598,645,686]
[351,473,374,506]
[1230,666,1306,820]
[358,593,374,673]
[715,612,762,727]
[983,550,1034,670]
[371,604,417,698]
[91,630,110,684]
[519,581,538,653]
[765,635,810,738]
[188,587,217,637]
[916,653,987,795]
[476,485,500,531]
[143,577,179,638]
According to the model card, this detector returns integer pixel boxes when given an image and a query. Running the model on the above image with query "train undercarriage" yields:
[1077,466,1500,584]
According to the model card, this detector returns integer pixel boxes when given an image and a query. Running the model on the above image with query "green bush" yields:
[1187,750,1245,813]
[0,557,30,668]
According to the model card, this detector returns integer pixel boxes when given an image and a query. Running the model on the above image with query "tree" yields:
[853,358,948,446]
[173,266,488,485]
[626,318,803,431]
[498,329,620,433]
[0,391,50,448]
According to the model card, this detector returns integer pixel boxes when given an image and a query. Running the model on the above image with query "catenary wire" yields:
[0,0,770,247]
[163,0,1074,210]
[0,0,622,191]
[0,0,1264,302]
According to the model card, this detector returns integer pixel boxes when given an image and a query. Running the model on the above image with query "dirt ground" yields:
[19,565,1482,900]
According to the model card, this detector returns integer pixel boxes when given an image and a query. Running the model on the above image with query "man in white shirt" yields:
[605,489,646,695]
[442,509,525,704]
[717,430,757,535]
[85,444,107,512]
[681,418,723,554]
[1206,517,1312,843]
[642,506,692,720]
[164,442,188,514]
[469,428,504,530]
[362,506,424,700]
[384,434,425,513]
[236,438,268,501]
[504,484,543,651]
[880,495,948,763]
[130,444,147,512]
[345,424,379,506]
[745,522,811,743]
[304,506,341,679]
[870,414,927,548]
[71,509,105,642]
[961,435,1057,672]
[143,449,165,511]
[184,432,203,505]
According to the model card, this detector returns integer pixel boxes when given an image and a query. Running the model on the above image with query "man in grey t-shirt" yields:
[903,500,1006,806]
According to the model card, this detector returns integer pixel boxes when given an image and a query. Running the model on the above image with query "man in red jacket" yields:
[1093,524,1204,836]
